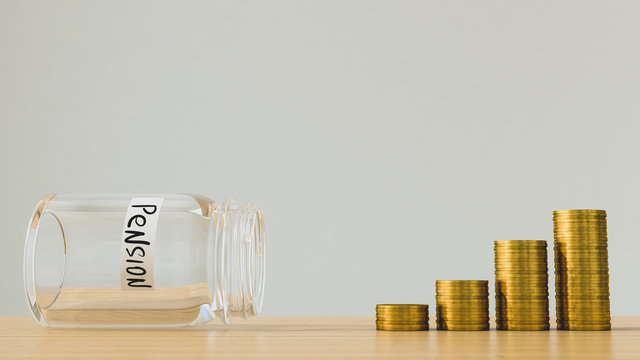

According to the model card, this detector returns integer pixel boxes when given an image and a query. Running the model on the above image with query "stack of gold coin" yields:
[436,280,489,330]
[494,240,550,330]
[375,304,429,331]
[554,209,611,330]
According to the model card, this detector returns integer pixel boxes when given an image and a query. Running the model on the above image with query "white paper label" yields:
[120,197,163,291]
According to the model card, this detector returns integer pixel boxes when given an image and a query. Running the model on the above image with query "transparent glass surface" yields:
[24,194,265,328]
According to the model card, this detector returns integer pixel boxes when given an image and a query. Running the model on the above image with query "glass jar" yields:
[24,194,265,328]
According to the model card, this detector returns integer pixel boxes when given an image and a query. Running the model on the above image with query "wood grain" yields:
[1,316,639,359]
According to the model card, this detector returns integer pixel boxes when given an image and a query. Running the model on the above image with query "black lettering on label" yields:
[126,266,147,276]
[124,230,150,245]
[126,278,152,288]
[126,246,146,257]
[127,214,146,228]
[121,198,163,291]
[132,204,158,215]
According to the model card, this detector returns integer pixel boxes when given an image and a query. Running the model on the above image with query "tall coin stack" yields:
[554,209,611,330]
[375,304,429,331]
[436,280,489,330]
[494,240,550,330]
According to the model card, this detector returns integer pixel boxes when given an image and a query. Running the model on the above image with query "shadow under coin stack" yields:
[494,240,550,330]
[436,280,489,330]
[554,209,611,330]
[375,304,429,331]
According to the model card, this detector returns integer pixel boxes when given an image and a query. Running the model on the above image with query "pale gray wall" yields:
[1,1,639,317]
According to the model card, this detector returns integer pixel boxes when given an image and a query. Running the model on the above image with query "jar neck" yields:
[207,199,265,323]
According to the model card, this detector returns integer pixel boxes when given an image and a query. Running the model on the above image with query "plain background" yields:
[1,1,639,317]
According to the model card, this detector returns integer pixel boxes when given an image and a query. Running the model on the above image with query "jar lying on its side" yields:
[24,194,265,328]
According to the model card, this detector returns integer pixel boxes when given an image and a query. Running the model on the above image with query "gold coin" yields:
[376,308,429,312]
[376,304,428,310]
[496,302,549,308]
[556,319,611,324]
[553,222,607,227]
[436,310,489,315]
[495,290,549,296]
[495,281,549,286]
[494,269,548,274]
[495,258,549,263]
[555,279,609,284]
[436,280,488,288]
[435,311,489,317]
[553,236,608,241]
[554,246,609,250]
[495,280,549,286]
[555,258,609,263]
[437,320,490,326]
[436,299,489,304]
[494,240,548,245]
[376,308,429,313]
[436,288,489,292]
[436,317,489,323]
[554,272,609,278]
[553,239,608,244]
[557,325,611,331]
[555,306,610,313]
[555,257,609,262]
[555,285,610,291]
[377,316,429,323]
[554,265,608,271]
[496,314,550,319]
[553,218,607,223]
[496,303,549,308]
[498,306,549,310]
[553,209,606,214]
[435,293,489,298]
[376,320,428,325]
[494,254,548,259]
[554,259,609,267]
[554,232,607,237]
[435,291,489,296]
[557,315,611,320]
[556,293,610,298]
[556,303,611,308]
[497,318,550,323]
[495,258,548,262]
[436,323,489,331]
[436,290,489,295]
[495,250,548,254]
[556,295,610,299]
[555,290,610,296]
[376,323,429,331]
[436,305,489,310]
[496,297,549,303]
[497,324,549,331]
[495,274,549,278]
[553,218,607,222]
[554,246,608,252]
[436,309,489,314]
[496,315,550,321]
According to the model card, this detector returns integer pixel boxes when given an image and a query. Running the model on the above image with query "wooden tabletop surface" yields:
[1,316,638,359]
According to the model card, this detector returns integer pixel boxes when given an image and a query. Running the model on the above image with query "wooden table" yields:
[1,316,638,359]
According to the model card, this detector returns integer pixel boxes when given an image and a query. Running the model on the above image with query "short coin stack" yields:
[554,209,611,330]
[375,304,429,331]
[494,240,550,330]
[436,280,489,330]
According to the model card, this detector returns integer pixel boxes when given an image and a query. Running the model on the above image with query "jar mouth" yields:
[213,199,265,323]
[248,207,266,316]
[24,195,67,326]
